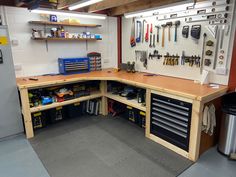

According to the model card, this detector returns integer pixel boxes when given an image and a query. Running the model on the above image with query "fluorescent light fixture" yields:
[124,1,194,18]
[30,8,107,20]
[69,0,103,10]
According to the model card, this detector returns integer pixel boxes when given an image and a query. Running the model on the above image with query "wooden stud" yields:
[109,0,183,16]
[19,88,34,139]
[100,81,108,116]
[88,0,139,12]
[145,89,151,138]
[189,100,204,161]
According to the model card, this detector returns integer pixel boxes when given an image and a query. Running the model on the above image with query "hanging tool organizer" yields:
[124,0,235,85]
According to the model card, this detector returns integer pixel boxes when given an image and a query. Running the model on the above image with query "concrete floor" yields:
[178,148,236,177]
[0,134,49,177]
[0,116,235,177]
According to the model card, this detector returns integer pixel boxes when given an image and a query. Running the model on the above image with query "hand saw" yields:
[130,18,136,47]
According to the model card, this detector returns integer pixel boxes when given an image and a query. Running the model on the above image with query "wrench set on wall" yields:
[130,0,232,75]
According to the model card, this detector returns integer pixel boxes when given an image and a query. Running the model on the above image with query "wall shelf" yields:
[31,37,102,41]
[30,91,102,113]
[105,92,146,112]
[29,21,102,28]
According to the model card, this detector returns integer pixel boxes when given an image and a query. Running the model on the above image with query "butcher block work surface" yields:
[16,69,227,102]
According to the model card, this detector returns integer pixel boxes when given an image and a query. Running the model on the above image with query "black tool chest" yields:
[150,93,192,151]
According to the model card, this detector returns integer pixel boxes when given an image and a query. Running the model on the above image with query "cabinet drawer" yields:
[150,93,192,151]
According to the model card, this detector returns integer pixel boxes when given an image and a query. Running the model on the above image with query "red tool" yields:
[130,18,136,47]
[145,24,149,42]
[150,24,153,34]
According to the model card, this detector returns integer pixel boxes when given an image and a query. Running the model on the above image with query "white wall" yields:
[122,2,236,85]
[2,6,117,77]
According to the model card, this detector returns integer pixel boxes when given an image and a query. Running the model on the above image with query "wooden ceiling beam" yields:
[88,0,139,12]
[109,0,185,16]
[57,0,80,9]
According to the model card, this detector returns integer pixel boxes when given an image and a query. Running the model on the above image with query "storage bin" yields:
[48,106,66,123]
[32,112,48,129]
[139,111,146,128]
[126,106,138,123]
[64,102,83,119]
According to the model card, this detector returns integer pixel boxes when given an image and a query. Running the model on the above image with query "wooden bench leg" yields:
[19,88,34,138]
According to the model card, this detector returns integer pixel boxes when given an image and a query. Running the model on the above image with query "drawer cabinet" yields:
[150,93,192,151]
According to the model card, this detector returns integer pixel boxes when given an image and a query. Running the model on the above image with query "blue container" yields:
[58,58,90,75]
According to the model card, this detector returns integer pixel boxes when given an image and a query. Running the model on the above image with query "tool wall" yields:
[122,0,236,85]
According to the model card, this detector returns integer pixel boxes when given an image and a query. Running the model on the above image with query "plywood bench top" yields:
[16,69,228,102]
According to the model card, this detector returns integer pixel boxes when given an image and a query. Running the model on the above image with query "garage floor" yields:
[0,116,235,177]
[30,115,192,177]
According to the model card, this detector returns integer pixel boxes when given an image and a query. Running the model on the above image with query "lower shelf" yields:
[105,92,146,112]
[30,91,102,113]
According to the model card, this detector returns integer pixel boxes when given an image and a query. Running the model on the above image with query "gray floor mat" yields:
[30,115,193,177]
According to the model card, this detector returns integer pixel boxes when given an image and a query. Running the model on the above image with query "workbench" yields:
[16,69,228,162]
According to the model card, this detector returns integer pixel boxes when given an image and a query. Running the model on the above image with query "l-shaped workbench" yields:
[16,69,228,162]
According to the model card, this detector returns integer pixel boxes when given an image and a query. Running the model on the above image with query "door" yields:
[0,26,23,139]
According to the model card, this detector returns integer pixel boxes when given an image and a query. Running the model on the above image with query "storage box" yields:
[126,106,138,123]
[58,58,90,75]
[64,102,83,119]
[48,106,66,123]
[32,112,48,129]
[139,111,146,128]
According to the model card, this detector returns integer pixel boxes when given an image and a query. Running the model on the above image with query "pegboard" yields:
[122,0,235,85]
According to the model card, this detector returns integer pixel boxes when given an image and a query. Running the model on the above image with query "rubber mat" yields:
[30,115,193,177]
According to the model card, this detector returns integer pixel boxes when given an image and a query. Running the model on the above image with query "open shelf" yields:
[29,21,102,28]
[31,37,102,41]
[30,91,102,113]
[105,92,146,112]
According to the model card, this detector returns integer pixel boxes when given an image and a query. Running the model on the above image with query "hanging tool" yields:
[149,34,152,48]
[136,20,142,43]
[200,33,207,74]
[142,20,147,43]
[149,24,153,48]
[207,25,218,38]
[174,21,180,42]
[220,25,225,49]
[181,51,185,65]
[166,22,172,42]
[130,18,136,47]
[155,26,160,43]
[153,35,156,48]
[213,29,220,69]
[182,26,189,38]
[145,23,149,42]
[191,25,201,40]
[161,24,167,47]
[206,40,214,46]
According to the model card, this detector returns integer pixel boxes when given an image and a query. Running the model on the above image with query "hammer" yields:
[161,24,167,47]
[174,21,180,42]
[155,25,160,43]
[166,22,173,41]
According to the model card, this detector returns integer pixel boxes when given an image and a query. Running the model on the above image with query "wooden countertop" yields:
[16,69,228,102]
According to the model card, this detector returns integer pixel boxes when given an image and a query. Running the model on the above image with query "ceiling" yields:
[1,0,195,16]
